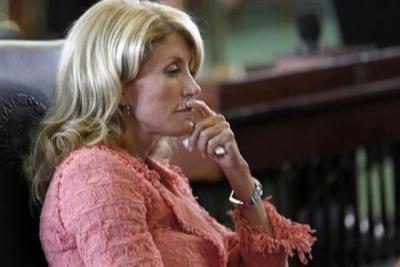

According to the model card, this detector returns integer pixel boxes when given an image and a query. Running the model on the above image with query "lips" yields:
[176,107,192,112]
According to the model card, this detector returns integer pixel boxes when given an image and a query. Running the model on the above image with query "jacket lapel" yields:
[145,158,228,266]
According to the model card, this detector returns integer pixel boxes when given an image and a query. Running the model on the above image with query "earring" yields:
[123,104,132,116]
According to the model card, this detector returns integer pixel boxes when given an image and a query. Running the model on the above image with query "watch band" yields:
[229,178,263,208]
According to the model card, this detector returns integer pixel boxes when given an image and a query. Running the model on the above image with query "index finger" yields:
[186,100,215,119]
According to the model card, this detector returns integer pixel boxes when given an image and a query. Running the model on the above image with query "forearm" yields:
[223,164,273,235]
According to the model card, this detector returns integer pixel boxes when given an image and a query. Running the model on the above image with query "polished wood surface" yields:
[217,46,400,111]
[228,77,400,171]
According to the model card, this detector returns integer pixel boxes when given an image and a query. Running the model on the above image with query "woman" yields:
[25,0,315,266]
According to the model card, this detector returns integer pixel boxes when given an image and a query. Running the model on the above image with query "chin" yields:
[170,129,190,137]
[167,124,191,137]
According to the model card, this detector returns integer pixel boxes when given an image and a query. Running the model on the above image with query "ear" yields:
[122,81,138,105]
[121,85,128,98]
[121,80,136,97]
[119,91,130,108]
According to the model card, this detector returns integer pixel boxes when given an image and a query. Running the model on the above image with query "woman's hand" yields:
[184,100,273,235]
[185,100,272,234]
[185,99,250,177]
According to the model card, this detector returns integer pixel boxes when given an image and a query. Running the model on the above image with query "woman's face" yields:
[123,32,201,139]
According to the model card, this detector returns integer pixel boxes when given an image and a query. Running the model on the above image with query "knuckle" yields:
[216,114,225,121]
[200,131,208,139]
[195,120,204,127]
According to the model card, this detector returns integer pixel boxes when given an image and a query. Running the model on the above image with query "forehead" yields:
[144,32,193,68]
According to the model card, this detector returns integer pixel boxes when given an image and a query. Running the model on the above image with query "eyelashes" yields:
[164,68,180,77]
[164,66,195,78]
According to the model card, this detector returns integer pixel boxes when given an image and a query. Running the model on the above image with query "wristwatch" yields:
[229,178,263,208]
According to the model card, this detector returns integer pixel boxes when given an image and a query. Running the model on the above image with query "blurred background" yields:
[2,0,400,266]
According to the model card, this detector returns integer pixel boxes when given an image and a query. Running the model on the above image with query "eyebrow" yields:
[165,55,194,66]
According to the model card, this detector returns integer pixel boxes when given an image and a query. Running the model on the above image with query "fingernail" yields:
[188,121,194,131]
[186,99,193,107]
[182,138,192,152]
[182,138,189,150]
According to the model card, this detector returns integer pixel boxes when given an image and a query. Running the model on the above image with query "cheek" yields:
[135,87,176,120]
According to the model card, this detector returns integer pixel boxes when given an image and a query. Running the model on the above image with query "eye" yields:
[164,65,180,77]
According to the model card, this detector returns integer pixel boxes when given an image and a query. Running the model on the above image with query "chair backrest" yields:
[0,20,22,39]
[0,40,63,267]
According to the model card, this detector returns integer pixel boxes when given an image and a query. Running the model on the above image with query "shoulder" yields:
[50,146,153,235]
[57,145,123,174]
[65,144,128,165]
[55,144,147,191]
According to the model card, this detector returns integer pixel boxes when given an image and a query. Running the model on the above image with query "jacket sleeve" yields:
[227,198,316,267]
[159,161,315,267]
[60,156,164,267]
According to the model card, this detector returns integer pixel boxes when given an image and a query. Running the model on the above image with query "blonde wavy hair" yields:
[24,0,204,204]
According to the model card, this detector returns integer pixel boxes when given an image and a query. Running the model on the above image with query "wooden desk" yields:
[228,77,400,171]
[217,46,400,111]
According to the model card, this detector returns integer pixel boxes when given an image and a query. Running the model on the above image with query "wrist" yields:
[229,177,263,208]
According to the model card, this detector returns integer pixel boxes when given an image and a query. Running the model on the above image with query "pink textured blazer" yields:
[40,145,315,266]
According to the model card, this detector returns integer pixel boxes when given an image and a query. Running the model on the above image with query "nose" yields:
[183,76,201,98]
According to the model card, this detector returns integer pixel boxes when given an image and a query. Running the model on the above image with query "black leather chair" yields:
[0,40,63,267]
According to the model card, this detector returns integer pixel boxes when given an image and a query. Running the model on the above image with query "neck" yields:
[123,121,158,161]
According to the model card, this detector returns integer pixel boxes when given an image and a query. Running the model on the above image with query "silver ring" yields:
[214,145,226,156]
